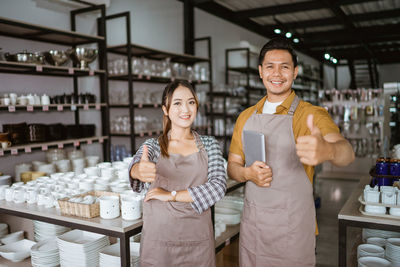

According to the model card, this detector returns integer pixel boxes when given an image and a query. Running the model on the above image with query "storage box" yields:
[58,191,119,218]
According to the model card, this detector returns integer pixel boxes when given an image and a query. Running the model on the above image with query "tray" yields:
[58,190,119,218]
[358,194,399,209]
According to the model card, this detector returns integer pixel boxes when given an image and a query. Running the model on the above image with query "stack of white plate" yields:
[31,238,59,267]
[362,228,400,242]
[357,244,385,259]
[57,229,109,267]
[358,256,392,267]
[385,238,400,266]
[34,221,70,242]
[99,242,140,267]
[0,223,9,239]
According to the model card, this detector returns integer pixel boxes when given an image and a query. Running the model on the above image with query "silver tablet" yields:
[243,130,266,167]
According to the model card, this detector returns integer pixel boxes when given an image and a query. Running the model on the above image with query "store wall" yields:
[379,63,400,85]
[0,0,325,176]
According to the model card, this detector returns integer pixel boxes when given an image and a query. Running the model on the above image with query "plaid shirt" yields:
[129,133,227,214]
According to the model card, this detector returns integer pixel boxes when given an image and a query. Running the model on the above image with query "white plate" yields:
[0,230,24,245]
[57,229,106,246]
[365,205,386,214]
[366,237,386,247]
[0,239,36,262]
[358,256,391,267]
[357,244,384,259]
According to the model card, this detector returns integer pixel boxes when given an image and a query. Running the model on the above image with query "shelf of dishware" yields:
[0,16,104,46]
[107,43,210,65]
[0,136,108,156]
[215,224,240,253]
[108,73,210,84]
[0,60,105,77]
[0,103,106,112]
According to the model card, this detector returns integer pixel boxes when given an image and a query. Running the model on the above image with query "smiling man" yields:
[227,37,354,266]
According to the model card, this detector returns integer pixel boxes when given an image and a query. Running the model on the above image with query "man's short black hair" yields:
[258,37,298,67]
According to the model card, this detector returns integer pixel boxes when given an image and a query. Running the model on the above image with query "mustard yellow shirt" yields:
[229,90,340,184]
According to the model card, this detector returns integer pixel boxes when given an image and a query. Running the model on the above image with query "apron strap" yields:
[288,95,300,116]
[192,130,205,152]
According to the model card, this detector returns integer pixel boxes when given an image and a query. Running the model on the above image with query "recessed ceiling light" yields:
[324,53,330,60]
[293,38,299,43]
[274,28,281,34]
[285,32,292,38]
[332,58,338,64]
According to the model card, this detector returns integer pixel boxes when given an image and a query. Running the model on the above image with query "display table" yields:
[338,177,400,266]
[0,200,142,267]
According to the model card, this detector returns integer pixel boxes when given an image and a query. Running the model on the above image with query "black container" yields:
[3,123,28,145]
[48,124,67,141]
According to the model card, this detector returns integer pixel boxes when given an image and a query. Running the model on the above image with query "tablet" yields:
[243,130,266,167]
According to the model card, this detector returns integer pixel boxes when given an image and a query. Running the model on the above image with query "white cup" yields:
[97,162,112,169]
[41,94,50,105]
[99,195,120,219]
[84,167,99,176]
[121,196,141,221]
[3,97,10,106]
[25,189,38,204]
[0,185,10,200]
[100,167,115,178]
[5,187,14,202]
[12,188,26,203]
[26,94,35,105]
[86,156,100,167]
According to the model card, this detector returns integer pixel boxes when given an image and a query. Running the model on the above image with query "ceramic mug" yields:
[0,141,11,149]
[25,188,38,204]
[99,195,120,219]
[0,185,10,200]
[4,187,14,202]
[121,196,141,221]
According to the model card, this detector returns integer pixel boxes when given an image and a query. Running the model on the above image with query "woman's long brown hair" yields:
[158,80,199,157]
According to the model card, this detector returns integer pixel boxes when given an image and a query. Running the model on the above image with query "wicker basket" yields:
[58,191,119,218]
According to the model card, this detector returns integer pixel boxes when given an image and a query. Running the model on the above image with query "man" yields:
[227,37,355,266]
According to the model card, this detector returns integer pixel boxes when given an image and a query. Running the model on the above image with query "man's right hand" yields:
[131,145,156,183]
[244,161,272,187]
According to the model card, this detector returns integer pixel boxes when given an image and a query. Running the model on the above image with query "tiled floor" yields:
[315,177,359,267]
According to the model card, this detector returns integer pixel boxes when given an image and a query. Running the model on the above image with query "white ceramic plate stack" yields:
[358,256,392,267]
[34,221,70,242]
[57,229,110,267]
[386,238,400,266]
[0,223,9,239]
[0,231,24,245]
[0,239,36,262]
[99,242,140,267]
[214,196,244,225]
[362,228,400,242]
[357,244,385,259]
[30,238,59,267]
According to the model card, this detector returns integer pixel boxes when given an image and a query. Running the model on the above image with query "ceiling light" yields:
[324,53,330,60]
[285,32,292,38]
[274,28,281,34]
[332,58,338,64]
[293,38,299,43]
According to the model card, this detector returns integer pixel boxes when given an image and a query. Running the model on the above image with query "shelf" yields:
[227,67,258,75]
[0,136,108,156]
[0,103,106,112]
[297,74,323,83]
[208,92,244,98]
[110,103,160,108]
[111,127,208,137]
[209,113,237,118]
[226,179,245,193]
[0,61,105,77]
[0,16,104,45]
[215,224,240,253]
[107,43,210,64]
[108,73,209,84]
[246,86,265,92]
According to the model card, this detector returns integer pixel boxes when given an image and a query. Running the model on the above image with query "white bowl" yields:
[0,239,36,262]
[365,205,386,214]
[214,207,241,225]
[0,231,24,245]
[366,237,387,248]
[358,256,391,267]
[357,243,385,259]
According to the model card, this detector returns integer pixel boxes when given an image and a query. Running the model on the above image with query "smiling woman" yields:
[128,80,227,267]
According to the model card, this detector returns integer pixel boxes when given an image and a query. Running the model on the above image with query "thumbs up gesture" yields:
[296,114,334,166]
[131,145,156,183]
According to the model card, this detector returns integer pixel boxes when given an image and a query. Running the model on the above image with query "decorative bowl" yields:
[67,48,98,69]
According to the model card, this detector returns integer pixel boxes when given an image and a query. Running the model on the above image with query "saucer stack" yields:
[99,242,140,267]
[31,238,60,267]
[34,221,70,242]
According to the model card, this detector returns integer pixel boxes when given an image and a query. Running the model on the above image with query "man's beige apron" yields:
[140,136,215,267]
[239,96,316,267]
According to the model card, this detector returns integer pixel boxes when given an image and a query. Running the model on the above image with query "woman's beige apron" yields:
[239,96,316,267]
[140,138,215,267]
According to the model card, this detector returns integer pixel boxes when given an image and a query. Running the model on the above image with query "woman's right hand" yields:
[131,145,156,183]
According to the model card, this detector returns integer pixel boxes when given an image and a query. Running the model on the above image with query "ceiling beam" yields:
[263,8,400,31]
[234,0,381,18]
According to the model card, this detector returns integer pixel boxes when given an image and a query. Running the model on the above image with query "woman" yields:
[129,80,227,267]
